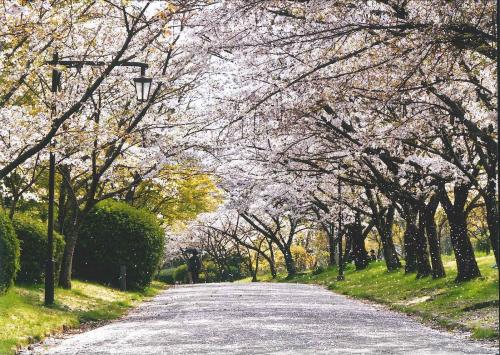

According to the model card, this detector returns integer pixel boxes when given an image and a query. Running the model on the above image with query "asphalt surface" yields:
[36,283,496,354]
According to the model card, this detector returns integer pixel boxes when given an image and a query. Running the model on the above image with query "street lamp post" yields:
[44,52,59,305]
[44,52,152,305]
[337,180,345,281]
[133,66,153,102]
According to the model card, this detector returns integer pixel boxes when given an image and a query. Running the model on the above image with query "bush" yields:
[156,268,175,284]
[199,260,218,283]
[291,245,315,271]
[12,214,65,284]
[312,265,325,275]
[0,210,20,294]
[74,200,165,289]
[173,264,188,283]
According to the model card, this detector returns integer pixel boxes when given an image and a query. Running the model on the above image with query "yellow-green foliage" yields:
[271,246,316,273]
[290,245,315,271]
[0,280,165,354]
[131,166,222,229]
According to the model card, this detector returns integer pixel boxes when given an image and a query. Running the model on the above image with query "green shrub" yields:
[0,210,20,294]
[74,200,165,290]
[200,260,219,283]
[312,265,325,275]
[173,264,188,283]
[156,268,175,284]
[12,214,65,284]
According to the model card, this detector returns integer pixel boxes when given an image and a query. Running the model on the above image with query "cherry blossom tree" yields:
[177,0,497,281]
[2,0,496,286]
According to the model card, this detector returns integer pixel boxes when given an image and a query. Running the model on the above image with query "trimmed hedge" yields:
[156,268,175,284]
[199,260,218,283]
[0,210,20,294]
[157,264,194,284]
[173,264,188,283]
[74,200,165,289]
[13,214,65,284]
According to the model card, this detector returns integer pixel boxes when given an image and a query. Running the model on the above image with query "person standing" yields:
[187,249,201,284]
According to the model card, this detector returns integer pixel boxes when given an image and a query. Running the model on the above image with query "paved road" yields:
[38,283,496,354]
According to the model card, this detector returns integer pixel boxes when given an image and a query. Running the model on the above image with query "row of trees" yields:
[168,0,498,283]
[0,1,497,290]
[0,1,220,291]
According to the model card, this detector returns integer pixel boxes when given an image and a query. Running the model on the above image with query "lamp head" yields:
[133,76,152,102]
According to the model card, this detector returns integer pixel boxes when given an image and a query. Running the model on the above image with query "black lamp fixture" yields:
[47,54,153,103]
[133,67,153,102]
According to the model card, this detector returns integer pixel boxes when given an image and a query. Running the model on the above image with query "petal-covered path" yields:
[38,283,495,354]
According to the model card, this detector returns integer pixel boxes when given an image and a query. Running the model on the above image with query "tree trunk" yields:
[8,196,18,219]
[59,224,79,289]
[344,230,353,264]
[350,217,369,270]
[481,146,499,266]
[327,224,336,266]
[483,185,499,266]
[252,252,259,282]
[402,201,431,277]
[415,212,432,278]
[372,203,400,271]
[242,248,254,282]
[438,183,481,282]
[57,165,68,234]
[404,223,418,273]
[380,229,401,270]
[268,241,277,278]
[380,230,401,270]
[282,247,296,277]
[448,212,481,281]
[423,198,445,278]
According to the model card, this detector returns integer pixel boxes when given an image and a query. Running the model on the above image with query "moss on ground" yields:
[0,280,166,354]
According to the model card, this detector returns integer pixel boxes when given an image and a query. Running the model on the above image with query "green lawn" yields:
[0,280,166,354]
[242,255,498,340]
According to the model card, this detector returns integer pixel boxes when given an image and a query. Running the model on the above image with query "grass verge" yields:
[242,255,498,341]
[0,280,166,354]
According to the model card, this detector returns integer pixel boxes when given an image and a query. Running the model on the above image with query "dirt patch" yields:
[459,306,499,331]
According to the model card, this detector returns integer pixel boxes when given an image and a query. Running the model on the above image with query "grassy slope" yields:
[242,255,498,340]
[0,280,166,354]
